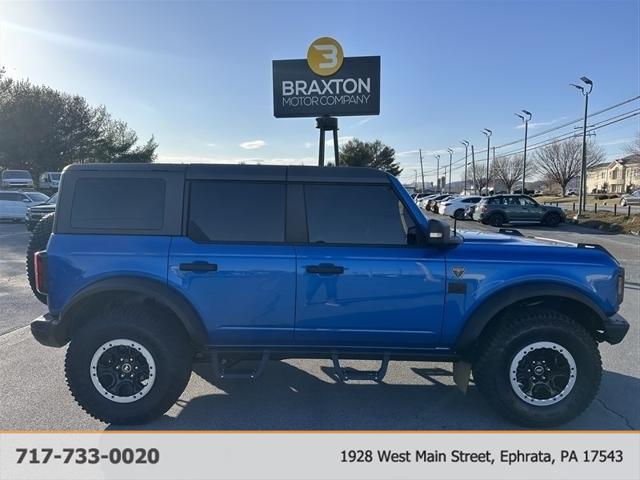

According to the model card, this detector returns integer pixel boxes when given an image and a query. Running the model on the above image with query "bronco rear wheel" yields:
[26,213,55,304]
[65,305,193,424]
[472,308,602,427]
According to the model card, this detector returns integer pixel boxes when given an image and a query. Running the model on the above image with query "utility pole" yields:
[461,140,469,194]
[419,149,425,193]
[447,148,453,193]
[482,129,492,195]
[516,110,532,194]
[443,165,447,193]
[435,154,441,193]
[571,76,593,215]
[471,145,477,195]
[492,146,496,194]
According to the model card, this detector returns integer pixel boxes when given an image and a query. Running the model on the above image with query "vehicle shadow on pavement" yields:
[104,362,638,431]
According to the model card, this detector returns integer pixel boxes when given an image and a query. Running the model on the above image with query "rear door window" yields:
[188,181,286,242]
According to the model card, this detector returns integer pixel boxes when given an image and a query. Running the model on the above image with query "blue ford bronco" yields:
[29,163,629,426]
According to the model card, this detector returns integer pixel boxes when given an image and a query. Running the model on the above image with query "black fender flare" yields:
[60,276,208,347]
[454,282,609,352]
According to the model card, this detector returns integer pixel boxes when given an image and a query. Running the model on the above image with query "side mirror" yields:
[426,219,462,247]
[22,198,30,203]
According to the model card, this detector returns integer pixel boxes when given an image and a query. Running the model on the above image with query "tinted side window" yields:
[71,177,165,230]
[305,184,415,245]
[188,181,285,242]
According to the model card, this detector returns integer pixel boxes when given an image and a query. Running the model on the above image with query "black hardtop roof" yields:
[63,163,391,183]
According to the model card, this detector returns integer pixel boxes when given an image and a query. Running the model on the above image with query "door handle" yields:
[306,263,344,275]
[179,262,218,273]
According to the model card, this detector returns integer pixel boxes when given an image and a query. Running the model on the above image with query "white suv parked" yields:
[439,195,482,218]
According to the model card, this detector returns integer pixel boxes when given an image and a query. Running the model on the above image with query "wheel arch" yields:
[59,276,209,349]
[455,282,610,355]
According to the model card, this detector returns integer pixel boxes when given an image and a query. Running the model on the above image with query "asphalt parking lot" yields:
[0,216,638,431]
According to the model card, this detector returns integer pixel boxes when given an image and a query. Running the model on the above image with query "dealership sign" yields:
[272,37,380,118]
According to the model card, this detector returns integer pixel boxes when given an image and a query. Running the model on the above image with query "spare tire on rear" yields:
[26,213,55,305]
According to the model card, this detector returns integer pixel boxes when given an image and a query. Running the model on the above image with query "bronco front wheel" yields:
[65,305,193,424]
[472,308,602,427]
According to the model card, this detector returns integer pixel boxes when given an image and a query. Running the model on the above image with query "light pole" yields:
[571,76,593,215]
[515,110,532,194]
[482,129,492,195]
[447,148,453,193]
[461,141,469,194]
[419,149,425,193]
[471,144,477,194]
[435,154,441,193]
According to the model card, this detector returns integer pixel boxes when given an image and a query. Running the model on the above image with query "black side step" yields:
[211,351,270,379]
[331,353,390,382]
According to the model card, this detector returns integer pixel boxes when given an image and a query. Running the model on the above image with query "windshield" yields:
[2,170,31,180]
[25,192,49,203]
[46,193,58,204]
[50,173,61,180]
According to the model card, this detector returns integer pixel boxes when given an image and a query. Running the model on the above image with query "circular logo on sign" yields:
[307,37,344,76]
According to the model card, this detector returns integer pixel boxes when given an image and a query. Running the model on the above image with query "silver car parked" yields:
[620,190,640,206]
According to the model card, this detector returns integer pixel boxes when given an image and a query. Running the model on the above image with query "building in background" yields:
[586,154,640,194]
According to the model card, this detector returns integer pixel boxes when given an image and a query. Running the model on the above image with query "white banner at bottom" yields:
[1,432,638,480]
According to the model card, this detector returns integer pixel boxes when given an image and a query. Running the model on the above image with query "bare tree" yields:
[468,157,488,194]
[492,155,524,193]
[533,137,605,196]
[623,131,640,156]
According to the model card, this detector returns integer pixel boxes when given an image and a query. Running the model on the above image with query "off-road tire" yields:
[65,305,193,424]
[26,213,55,304]
[473,308,602,427]
[453,209,465,220]
[488,213,505,227]
[543,212,561,227]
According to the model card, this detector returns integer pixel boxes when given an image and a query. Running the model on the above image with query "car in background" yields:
[512,188,535,195]
[566,189,578,196]
[464,204,477,220]
[1,170,34,190]
[440,196,482,219]
[473,194,566,227]
[0,190,49,222]
[39,171,62,192]
[425,194,451,212]
[417,194,438,209]
[431,194,458,213]
[620,190,640,206]
[412,192,432,205]
[26,192,57,231]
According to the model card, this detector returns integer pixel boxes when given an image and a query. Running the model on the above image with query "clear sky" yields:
[1,0,639,185]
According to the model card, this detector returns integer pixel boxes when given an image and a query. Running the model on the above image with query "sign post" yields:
[273,37,380,166]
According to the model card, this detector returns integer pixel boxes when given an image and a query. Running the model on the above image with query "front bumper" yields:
[31,313,67,348]
[597,314,630,345]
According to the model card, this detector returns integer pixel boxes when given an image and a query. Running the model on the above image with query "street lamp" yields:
[482,129,492,195]
[447,148,454,193]
[515,110,532,194]
[418,149,425,192]
[434,154,441,193]
[571,76,593,215]
[461,140,469,194]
